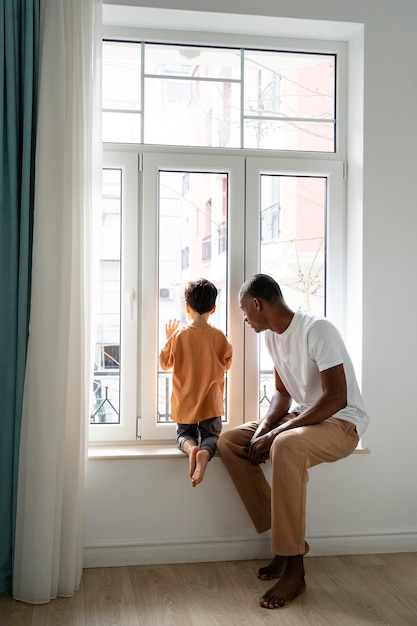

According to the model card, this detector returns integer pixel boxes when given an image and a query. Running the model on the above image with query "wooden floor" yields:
[1,553,417,625]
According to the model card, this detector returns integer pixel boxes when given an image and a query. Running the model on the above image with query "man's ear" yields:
[210,304,216,315]
[253,297,262,311]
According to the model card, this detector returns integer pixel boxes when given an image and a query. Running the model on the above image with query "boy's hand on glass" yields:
[165,319,180,340]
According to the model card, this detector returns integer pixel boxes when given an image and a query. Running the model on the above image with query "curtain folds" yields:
[0,0,40,593]
[13,0,101,603]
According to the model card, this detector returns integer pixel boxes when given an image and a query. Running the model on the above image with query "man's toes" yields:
[259,594,272,608]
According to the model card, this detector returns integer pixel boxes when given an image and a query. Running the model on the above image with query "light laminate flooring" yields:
[1,553,417,625]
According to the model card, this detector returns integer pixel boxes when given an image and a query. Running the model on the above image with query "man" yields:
[217,274,369,609]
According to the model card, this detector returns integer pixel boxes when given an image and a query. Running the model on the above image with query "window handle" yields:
[127,289,135,320]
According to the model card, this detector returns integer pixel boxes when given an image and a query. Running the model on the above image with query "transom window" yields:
[102,41,336,151]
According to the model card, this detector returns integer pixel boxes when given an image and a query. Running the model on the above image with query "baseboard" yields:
[307,530,417,556]
[83,530,417,568]
[83,536,272,568]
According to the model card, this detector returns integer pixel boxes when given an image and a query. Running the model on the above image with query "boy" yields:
[160,278,232,486]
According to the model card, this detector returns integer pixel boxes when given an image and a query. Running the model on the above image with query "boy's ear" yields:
[210,304,216,314]
[185,301,191,312]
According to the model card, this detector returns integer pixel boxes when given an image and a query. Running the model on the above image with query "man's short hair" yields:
[185,278,218,315]
[239,274,283,303]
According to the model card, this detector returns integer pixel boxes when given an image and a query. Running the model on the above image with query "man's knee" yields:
[270,429,299,456]
[217,426,243,455]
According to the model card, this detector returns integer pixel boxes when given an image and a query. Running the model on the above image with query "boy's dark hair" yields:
[239,273,283,304]
[185,278,218,315]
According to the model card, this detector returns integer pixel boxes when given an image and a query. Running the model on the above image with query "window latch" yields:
[127,289,135,320]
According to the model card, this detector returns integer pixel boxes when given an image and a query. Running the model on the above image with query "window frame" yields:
[103,37,338,153]
[90,26,348,443]
[89,151,139,443]
[244,156,345,419]
[90,147,345,442]
[140,150,245,442]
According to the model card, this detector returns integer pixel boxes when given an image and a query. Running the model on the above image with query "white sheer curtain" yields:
[13,0,102,603]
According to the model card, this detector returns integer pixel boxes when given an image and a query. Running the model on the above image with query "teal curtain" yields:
[0,0,39,592]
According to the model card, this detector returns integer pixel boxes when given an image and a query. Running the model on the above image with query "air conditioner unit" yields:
[159,288,173,300]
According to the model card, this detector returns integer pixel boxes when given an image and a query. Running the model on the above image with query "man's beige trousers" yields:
[217,416,359,556]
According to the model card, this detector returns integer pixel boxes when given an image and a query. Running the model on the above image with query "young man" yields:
[160,278,232,487]
[217,274,369,608]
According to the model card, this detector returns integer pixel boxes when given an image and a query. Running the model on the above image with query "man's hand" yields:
[248,430,276,464]
[247,369,292,464]
[251,419,271,442]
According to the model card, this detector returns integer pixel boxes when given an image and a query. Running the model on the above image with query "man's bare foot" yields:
[191,449,210,487]
[259,555,306,609]
[188,445,198,478]
[258,555,287,580]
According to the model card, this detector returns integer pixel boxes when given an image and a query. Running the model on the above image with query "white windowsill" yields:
[88,442,370,461]
[88,443,184,460]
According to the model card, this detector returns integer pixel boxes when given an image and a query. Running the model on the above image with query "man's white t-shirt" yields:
[264,310,369,438]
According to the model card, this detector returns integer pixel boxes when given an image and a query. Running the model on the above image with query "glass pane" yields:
[244,118,334,152]
[158,171,228,422]
[244,51,335,119]
[144,78,241,148]
[91,168,122,424]
[259,175,326,417]
[102,41,142,143]
[103,111,142,144]
[102,41,141,110]
[244,51,335,151]
[145,44,241,80]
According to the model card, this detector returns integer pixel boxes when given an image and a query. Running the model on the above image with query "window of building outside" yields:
[90,37,345,443]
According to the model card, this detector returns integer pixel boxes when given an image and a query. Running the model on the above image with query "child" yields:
[160,278,232,487]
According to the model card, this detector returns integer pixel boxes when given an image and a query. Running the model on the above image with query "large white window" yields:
[90,34,346,443]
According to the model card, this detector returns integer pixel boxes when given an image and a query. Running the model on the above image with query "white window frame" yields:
[140,151,245,441]
[101,28,347,157]
[89,151,138,443]
[90,149,344,442]
[244,157,345,420]
[90,25,348,443]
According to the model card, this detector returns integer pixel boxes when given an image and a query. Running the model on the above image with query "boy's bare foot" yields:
[188,445,199,478]
[191,449,210,487]
[257,555,287,580]
[259,555,306,609]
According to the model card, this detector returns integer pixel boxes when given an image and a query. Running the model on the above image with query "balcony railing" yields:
[91,368,276,424]
[91,369,120,423]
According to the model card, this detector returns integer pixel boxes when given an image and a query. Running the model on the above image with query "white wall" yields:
[84,0,417,567]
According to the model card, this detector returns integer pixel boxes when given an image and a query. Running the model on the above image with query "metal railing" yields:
[91,369,120,423]
[91,368,276,424]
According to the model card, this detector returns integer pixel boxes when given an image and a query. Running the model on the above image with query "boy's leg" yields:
[190,449,210,487]
[198,416,222,458]
[191,417,222,487]
[176,423,199,477]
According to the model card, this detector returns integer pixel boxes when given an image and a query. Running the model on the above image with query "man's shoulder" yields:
[295,309,323,323]
[296,310,334,331]
[298,314,343,352]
